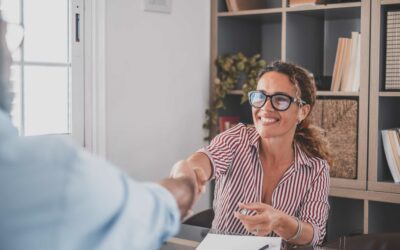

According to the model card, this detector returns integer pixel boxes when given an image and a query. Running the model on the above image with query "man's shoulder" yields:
[0,134,80,170]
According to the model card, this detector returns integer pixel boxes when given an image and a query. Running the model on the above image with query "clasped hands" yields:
[169,161,208,214]
[234,202,283,236]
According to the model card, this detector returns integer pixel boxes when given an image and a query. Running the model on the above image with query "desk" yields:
[161,224,339,250]
[162,225,400,250]
[161,225,207,250]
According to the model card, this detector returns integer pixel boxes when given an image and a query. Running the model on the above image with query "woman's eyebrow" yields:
[256,90,292,96]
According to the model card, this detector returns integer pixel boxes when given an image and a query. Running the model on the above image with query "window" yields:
[1,0,84,145]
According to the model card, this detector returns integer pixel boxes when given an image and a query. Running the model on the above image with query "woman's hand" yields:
[234,202,283,236]
[170,160,208,199]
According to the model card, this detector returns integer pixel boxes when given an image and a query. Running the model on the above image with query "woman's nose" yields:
[261,98,274,111]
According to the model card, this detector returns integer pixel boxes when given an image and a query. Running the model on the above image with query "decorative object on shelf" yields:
[381,129,400,183]
[226,0,266,12]
[309,99,357,179]
[218,116,240,133]
[384,10,400,90]
[203,53,266,137]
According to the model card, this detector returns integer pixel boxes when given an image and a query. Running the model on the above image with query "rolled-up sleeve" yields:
[298,162,330,246]
[197,124,243,179]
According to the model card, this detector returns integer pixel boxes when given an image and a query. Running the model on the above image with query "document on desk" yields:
[196,233,281,250]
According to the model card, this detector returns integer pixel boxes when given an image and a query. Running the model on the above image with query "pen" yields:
[258,244,269,250]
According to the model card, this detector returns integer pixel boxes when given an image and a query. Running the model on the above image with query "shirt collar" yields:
[293,142,312,169]
[248,127,312,169]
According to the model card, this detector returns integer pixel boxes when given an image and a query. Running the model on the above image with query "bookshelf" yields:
[369,0,400,200]
[209,0,400,241]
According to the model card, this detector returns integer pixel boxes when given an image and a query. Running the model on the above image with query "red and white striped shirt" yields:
[199,123,330,245]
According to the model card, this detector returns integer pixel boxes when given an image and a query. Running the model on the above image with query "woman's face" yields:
[252,71,308,141]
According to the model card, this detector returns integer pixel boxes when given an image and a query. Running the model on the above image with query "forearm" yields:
[184,153,213,181]
[159,177,195,219]
[171,153,213,193]
[274,213,313,245]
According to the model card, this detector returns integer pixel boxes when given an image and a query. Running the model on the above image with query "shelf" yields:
[368,181,400,195]
[317,91,359,97]
[218,8,283,17]
[330,187,400,204]
[381,0,400,6]
[331,178,366,190]
[379,91,400,97]
[286,2,361,13]
[228,90,244,95]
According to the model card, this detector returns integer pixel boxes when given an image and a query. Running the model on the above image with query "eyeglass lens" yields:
[249,91,292,111]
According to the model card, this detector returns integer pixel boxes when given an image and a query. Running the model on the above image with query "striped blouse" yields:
[199,123,330,245]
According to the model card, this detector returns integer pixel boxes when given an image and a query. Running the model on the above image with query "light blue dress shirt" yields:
[0,110,180,250]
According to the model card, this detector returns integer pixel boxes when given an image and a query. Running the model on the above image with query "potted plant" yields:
[204,53,267,139]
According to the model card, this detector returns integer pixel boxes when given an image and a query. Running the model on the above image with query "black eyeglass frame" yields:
[248,90,307,111]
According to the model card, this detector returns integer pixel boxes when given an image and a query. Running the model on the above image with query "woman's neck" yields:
[259,137,295,168]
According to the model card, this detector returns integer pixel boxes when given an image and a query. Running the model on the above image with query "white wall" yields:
[105,0,211,211]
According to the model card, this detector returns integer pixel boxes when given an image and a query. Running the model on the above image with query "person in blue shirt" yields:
[0,14,201,250]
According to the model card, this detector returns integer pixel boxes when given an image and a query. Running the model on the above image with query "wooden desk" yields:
[161,224,208,250]
[160,224,330,250]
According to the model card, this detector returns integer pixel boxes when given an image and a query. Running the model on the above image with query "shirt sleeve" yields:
[198,124,244,179]
[298,161,330,246]
[60,151,180,250]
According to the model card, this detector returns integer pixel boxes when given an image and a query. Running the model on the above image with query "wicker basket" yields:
[309,99,358,179]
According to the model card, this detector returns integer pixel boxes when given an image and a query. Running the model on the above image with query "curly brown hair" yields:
[257,61,333,166]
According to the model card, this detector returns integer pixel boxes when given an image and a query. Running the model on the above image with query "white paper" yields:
[196,233,282,250]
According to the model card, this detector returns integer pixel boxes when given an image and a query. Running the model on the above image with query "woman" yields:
[171,61,332,246]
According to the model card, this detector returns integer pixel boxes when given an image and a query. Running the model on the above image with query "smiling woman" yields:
[171,61,332,246]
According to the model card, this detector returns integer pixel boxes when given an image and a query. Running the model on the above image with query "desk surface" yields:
[161,224,339,250]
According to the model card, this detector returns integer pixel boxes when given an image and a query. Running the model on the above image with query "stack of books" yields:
[382,129,400,183]
[330,32,361,92]
[385,10,400,90]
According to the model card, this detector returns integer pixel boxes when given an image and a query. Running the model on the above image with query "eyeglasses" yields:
[248,90,306,111]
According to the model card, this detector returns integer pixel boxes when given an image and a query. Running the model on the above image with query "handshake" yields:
[161,159,210,219]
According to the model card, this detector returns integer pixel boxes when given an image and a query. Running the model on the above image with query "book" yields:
[218,116,240,133]
[331,38,348,91]
[228,0,265,11]
[382,129,400,183]
[339,38,352,91]
[289,0,358,6]
[385,10,400,90]
[389,130,400,176]
[225,0,233,11]
[352,32,361,91]
[289,0,319,7]
[341,32,361,92]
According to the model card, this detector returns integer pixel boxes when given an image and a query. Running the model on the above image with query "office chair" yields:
[183,208,214,228]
